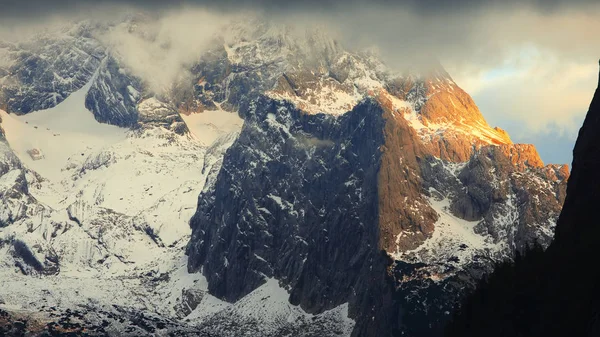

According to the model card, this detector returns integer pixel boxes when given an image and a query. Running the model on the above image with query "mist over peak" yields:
[1,0,597,164]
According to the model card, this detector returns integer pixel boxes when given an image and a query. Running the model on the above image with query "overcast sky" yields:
[2,0,600,165]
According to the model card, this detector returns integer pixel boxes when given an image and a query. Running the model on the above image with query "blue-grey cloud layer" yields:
[1,0,599,18]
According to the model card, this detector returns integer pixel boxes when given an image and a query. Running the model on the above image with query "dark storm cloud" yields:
[1,0,599,19]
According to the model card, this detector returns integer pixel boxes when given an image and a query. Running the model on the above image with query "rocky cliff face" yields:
[0,23,105,114]
[187,97,397,336]
[85,55,143,128]
[445,62,600,337]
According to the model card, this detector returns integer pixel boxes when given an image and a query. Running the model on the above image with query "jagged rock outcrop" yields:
[387,68,513,163]
[136,98,189,134]
[85,55,143,127]
[445,62,600,337]
[187,97,386,310]
[176,22,389,118]
[0,22,105,114]
[377,93,438,252]
[0,137,43,227]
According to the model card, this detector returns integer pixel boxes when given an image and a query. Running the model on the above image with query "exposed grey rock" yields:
[85,55,142,128]
[174,288,204,318]
[0,22,105,114]
[187,97,396,336]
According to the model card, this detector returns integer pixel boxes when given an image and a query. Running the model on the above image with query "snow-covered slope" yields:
[393,192,508,279]
[0,70,269,334]
[0,63,354,335]
[180,106,244,146]
[0,70,126,186]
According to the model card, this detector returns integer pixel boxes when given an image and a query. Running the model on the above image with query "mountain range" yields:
[0,17,569,336]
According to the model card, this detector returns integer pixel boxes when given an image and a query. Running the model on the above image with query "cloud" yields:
[323,6,600,70]
[2,0,600,19]
[4,1,600,74]
[454,48,597,133]
[453,49,597,165]
[96,8,236,94]
[515,124,579,165]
